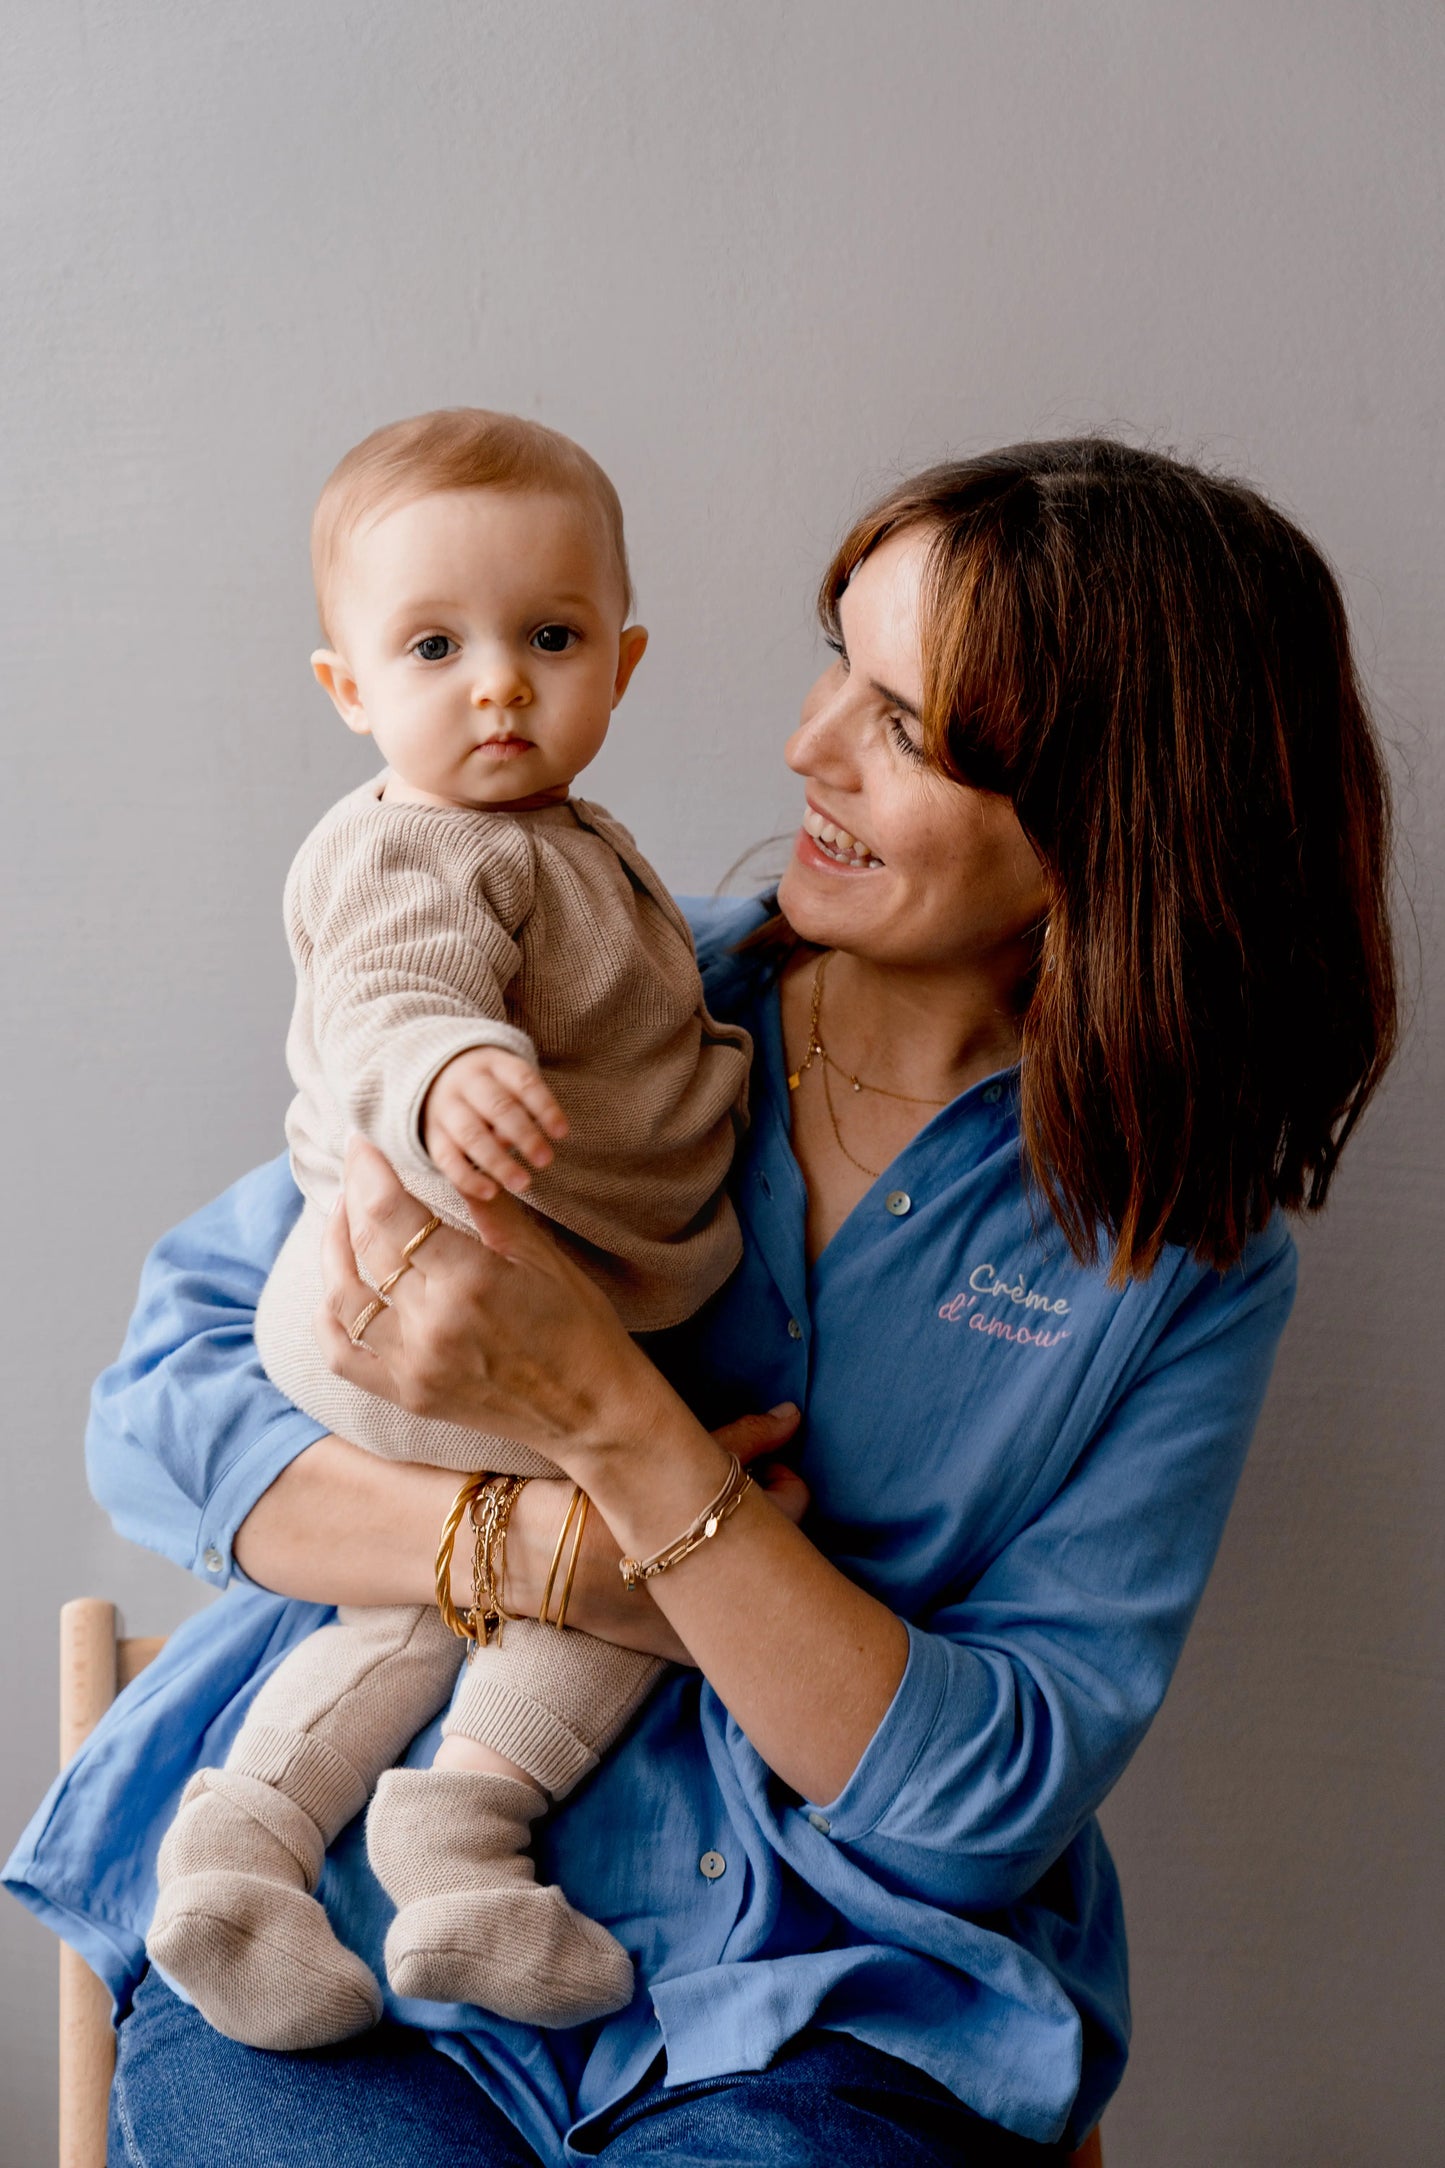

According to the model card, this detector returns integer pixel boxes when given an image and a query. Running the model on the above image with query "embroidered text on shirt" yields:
[936,1264,1074,1351]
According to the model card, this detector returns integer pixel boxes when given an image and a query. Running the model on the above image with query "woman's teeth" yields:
[802,807,885,868]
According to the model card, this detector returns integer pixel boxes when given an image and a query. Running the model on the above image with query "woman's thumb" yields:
[464,1189,541,1261]
[716,1403,802,1463]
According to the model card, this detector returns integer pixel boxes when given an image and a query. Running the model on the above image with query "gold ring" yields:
[373,1214,443,1303]
[401,1213,443,1263]
[348,1296,387,1346]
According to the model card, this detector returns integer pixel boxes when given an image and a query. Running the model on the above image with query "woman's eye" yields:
[531,625,577,654]
[888,715,924,762]
[824,635,849,671]
[411,635,455,662]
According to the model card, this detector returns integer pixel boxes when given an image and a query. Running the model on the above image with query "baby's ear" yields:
[311,649,370,735]
[611,624,649,707]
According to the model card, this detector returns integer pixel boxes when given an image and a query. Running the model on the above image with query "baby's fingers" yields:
[456,1076,559,1173]
[428,1127,511,1203]
[486,1054,570,1145]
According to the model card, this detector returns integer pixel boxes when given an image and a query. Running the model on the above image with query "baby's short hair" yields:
[312,408,633,642]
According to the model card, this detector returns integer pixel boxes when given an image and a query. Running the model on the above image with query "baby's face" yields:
[315,488,645,809]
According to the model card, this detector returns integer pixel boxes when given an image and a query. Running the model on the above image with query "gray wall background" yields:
[2,3,1441,2160]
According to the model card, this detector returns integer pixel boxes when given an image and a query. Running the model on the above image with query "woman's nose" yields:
[785,669,857,784]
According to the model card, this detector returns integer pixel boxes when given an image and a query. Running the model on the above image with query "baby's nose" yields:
[470,658,531,708]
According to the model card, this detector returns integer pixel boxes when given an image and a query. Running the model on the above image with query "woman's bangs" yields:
[920,528,1030,801]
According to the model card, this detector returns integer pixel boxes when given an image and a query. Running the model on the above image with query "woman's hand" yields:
[317,1135,664,1470]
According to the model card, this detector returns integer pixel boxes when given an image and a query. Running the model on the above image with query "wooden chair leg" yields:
[58,1947,115,2168]
[58,1600,119,2168]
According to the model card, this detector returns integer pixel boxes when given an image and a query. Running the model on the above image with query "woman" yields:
[8,439,1396,2164]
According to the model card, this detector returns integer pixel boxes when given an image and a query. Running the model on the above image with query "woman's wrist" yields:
[554,1326,688,1469]
[568,1377,737,1574]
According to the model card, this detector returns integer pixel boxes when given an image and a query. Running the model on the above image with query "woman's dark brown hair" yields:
[809,438,1398,1282]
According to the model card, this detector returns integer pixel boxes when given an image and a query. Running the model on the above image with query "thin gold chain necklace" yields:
[787,949,950,1179]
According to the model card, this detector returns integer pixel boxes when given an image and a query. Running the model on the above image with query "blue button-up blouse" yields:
[4,896,1297,2154]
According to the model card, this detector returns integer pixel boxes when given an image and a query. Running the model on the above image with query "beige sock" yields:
[147,1768,383,2051]
[367,1766,635,2026]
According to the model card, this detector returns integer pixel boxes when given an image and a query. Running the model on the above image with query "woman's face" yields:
[777,527,1048,978]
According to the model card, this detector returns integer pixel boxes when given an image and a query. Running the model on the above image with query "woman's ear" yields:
[311,649,371,736]
[611,624,649,708]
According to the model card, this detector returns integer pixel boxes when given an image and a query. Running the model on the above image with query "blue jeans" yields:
[108,1971,1070,2165]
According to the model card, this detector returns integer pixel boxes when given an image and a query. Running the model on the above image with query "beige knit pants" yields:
[146,1203,662,2048]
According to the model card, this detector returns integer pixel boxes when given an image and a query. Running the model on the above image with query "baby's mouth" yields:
[802,806,886,868]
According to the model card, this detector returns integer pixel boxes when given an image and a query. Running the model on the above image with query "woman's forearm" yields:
[573,1374,910,1805]
[232,1433,693,1663]
[233,1434,459,1605]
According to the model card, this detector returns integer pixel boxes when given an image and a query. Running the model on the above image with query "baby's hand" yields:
[422,1047,569,1203]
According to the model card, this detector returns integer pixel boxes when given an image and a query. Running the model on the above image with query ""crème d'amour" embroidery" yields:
[936,1263,1073,1350]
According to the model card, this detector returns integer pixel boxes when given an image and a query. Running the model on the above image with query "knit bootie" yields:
[367,1766,635,2025]
[147,1767,383,2050]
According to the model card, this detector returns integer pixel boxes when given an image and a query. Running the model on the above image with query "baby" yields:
[147,411,752,2052]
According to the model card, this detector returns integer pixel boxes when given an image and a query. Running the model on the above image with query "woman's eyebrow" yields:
[870,677,922,720]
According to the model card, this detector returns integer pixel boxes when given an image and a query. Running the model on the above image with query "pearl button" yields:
[983,1084,1003,1105]
[787,1317,803,1341]
[806,1811,832,1835]
[699,1850,727,1880]
[203,1546,224,1574]
[884,1190,911,1217]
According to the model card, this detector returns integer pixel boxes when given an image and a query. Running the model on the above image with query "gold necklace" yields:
[787,950,950,1179]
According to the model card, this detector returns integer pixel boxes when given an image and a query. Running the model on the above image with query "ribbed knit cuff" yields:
[227,1725,373,1843]
[441,1681,599,1800]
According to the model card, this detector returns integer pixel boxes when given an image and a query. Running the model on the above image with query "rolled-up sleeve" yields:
[86,1154,326,1588]
[803,1229,1298,1913]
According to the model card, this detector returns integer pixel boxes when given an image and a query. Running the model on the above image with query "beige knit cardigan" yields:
[280,775,752,1336]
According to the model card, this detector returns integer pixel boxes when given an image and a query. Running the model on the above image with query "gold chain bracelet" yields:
[618,1455,752,1591]
[467,1475,528,1652]
[435,1473,529,1655]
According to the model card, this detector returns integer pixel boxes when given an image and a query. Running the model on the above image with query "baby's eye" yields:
[411,634,456,663]
[531,624,578,654]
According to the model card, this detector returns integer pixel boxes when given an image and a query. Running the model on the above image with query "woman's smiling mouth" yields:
[801,804,886,869]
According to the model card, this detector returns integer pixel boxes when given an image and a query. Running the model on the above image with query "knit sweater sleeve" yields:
[287,799,538,1186]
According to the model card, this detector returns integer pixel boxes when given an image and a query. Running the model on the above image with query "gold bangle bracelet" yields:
[436,1473,490,1645]
[552,1491,590,1632]
[539,1485,584,1626]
